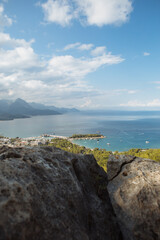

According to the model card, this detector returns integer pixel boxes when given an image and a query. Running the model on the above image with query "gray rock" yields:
[0,146,121,240]
[107,155,160,240]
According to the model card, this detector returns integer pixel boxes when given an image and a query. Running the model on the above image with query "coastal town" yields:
[0,134,68,148]
[0,134,105,148]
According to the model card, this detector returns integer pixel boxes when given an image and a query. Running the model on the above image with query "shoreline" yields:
[69,136,106,140]
[0,134,154,153]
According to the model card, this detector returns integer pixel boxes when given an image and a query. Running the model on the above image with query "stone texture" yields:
[0,146,121,240]
[107,154,160,240]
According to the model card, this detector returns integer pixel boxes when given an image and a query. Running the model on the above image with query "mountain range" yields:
[0,98,79,120]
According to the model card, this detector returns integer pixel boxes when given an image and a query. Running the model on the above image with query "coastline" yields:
[0,112,159,152]
[69,136,106,141]
[0,134,155,153]
[0,134,109,151]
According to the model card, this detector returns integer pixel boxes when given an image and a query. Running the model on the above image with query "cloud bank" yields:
[0,3,139,109]
[0,31,124,106]
[120,99,160,107]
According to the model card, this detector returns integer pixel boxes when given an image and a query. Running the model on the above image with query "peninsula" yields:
[69,134,106,140]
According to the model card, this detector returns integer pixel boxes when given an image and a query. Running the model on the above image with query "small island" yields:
[69,134,106,139]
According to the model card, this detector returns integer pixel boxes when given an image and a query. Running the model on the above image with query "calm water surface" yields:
[1,111,160,151]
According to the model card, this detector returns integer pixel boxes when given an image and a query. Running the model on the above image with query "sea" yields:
[1,110,160,152]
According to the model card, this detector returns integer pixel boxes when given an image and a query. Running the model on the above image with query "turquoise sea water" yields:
[1,111,160,151]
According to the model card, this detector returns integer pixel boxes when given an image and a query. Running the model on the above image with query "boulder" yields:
[0,146,121,240]
[107,154,160,240]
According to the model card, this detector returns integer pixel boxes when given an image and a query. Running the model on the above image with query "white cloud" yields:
[128,90,137,94]
[77,43,93,51]
[0,32,35,48]
[40,0,133,27]
[120,100,146,107]
[76,0,133,26]
[64,42,93,51]
[0,5,12,29]
[0,46,40,73]
[23,80,47,90]
[0,33,41,73]
[143,52,150,56]
[120,99,160,107]
[113,89,138,95]
[0,31,124,106]
[41,0,74,26]
[91,46,106,56]
[47,53,124,79]
[0,33,123,78]
[64,42,80,50]
[64,43,108,55]
[147,99,160,107]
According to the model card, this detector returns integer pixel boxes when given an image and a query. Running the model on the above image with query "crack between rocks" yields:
[108,156,137,182]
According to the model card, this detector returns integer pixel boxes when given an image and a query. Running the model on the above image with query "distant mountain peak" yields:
[15,98,27,103]
[0,98,79,120]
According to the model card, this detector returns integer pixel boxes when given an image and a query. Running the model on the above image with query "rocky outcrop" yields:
[0,146,121,240]
[1,146,160,240]
[107,155,160,240]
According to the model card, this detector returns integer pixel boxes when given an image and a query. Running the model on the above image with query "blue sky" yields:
[0,0,160,109]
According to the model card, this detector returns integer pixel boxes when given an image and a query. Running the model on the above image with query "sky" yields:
[0,0,160,110]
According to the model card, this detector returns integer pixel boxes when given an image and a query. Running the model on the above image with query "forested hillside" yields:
[48,138,160,172]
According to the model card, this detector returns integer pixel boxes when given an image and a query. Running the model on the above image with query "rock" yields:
[0,146,121,240]
[107,155,160,240]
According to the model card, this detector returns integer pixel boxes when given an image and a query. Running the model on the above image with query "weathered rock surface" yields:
[107,155,160,240]
[0,146,121,240]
